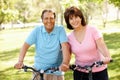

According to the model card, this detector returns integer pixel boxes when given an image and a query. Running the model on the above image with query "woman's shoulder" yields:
[86,25,97,29]
[86,25,99,32]
[67,31,74,38]
[86,25,102,38]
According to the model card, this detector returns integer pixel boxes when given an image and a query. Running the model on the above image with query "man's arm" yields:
[14,42,30,69]
[60,42,71,72]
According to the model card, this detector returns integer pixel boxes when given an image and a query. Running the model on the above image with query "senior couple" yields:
[14,6,112,80]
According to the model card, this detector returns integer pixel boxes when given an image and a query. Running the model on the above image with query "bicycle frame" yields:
[22,65,59,80]
[69,60,113,80]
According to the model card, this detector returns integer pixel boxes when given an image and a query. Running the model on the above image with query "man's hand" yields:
[59,63,69,72]
[14,61,24,69]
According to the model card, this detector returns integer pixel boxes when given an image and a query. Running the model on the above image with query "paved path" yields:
[101,28,120,33]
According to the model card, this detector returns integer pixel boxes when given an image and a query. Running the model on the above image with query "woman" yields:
[64,6,112,80]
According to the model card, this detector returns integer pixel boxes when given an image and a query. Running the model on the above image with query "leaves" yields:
[109,0,120,8]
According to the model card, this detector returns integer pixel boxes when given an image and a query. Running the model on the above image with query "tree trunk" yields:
[117,7,120,20]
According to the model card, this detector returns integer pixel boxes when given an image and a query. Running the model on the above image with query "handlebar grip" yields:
[110,59,113,62]
[22,65,27,69]
[69,64,76,70]
[22,65,28,72]
[98,59,113,65]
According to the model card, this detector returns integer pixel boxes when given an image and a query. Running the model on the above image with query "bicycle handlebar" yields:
[22,65,59,80]
[22,65,37,72]
[69,59,113,80]
[22,65,59,73]
[69,59,113,71]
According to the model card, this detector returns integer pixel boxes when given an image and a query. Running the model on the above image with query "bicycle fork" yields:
[32,72,44,80]
[88,71,93,80]
[87,67,93,80]
[40,73,44,80]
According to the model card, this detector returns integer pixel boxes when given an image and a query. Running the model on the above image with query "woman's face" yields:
[69,15,81,29]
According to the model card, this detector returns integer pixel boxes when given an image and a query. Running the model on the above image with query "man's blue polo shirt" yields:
[25,24,68,72]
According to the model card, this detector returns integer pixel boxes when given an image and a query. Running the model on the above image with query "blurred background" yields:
[0,0,120,80]
[0,0,120,29]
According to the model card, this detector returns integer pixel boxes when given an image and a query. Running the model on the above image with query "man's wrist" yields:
[18,60,23,62]
[61,63,69,69]
[62,62,69,67]
[62,61,69,65]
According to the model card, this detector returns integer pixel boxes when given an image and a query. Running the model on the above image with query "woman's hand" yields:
[103,57,113,64]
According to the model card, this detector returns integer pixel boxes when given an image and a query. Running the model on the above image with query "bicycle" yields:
[69,59,113,80]
[22,65,59,80]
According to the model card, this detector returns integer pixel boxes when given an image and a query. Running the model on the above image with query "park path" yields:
[101,27,120,33]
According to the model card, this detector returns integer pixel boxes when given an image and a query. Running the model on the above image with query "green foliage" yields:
[15,0,32,22]
[0,0,18,29]
[0,0,119,30]
[109,0,120,8]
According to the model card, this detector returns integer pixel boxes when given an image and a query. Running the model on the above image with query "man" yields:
[14,9,70,80]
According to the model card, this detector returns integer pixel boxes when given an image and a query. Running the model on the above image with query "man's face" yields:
[42,12,55,33]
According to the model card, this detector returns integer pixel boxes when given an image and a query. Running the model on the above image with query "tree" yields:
[59,0,105,25]
[15,0,31,23]
[78,0,109,27]
[0,0,18,30]
[59,0,80,25]
[109,0,120,20]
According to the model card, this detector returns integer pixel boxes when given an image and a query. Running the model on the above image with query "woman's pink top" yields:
[68,25,107,73]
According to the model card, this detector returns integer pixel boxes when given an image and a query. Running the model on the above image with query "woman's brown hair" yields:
[64,6,86,30]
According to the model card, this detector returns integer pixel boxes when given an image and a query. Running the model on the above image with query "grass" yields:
[0,20,120,80]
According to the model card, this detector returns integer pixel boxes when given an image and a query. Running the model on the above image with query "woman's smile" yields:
[69,16,81,29]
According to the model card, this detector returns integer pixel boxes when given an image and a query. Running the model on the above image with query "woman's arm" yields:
[96,38,112,64]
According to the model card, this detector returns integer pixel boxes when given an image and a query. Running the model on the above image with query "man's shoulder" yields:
[36,24,44,28]
[55,24,64,28]
[53,25,64,32]
[33,24,44,30]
